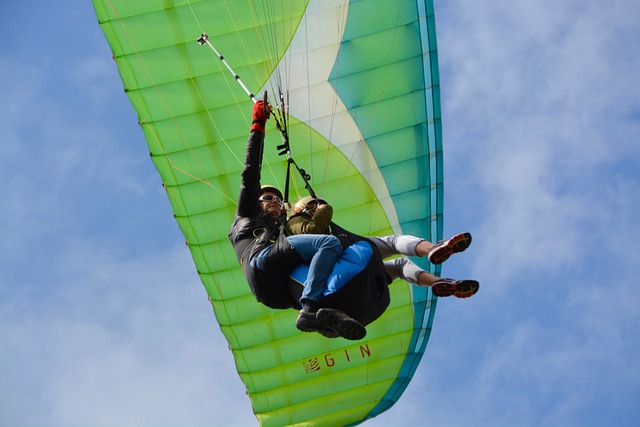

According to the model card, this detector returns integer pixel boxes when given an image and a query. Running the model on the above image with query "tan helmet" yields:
[259,184,283,201]
[292,195,318,214]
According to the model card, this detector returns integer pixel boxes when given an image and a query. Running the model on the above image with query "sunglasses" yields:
[258,194,282,204]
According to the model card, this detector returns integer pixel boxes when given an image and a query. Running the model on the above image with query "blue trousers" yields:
[252,234,343,306]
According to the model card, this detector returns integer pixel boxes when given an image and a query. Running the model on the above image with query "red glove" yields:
[251,100,268,133]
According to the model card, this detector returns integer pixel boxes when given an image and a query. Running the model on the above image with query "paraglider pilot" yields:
[228,100,366,340]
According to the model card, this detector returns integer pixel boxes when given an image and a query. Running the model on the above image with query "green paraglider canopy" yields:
[93,0,444,425]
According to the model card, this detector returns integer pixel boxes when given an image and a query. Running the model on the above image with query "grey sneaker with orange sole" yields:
[427,232,472,264]
[431,278,479,299]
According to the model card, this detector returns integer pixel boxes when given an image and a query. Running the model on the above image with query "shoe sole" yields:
[316,309,367,341]
[432,279,479,299]
[429,232,472,264]
[297,323,339,338]
[296,316,339,338]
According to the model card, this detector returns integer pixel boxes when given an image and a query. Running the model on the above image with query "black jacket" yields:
[228,131,303,309]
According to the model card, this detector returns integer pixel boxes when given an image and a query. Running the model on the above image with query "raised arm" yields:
[236,101,268,217]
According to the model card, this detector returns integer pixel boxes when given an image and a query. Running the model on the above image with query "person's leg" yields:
[288,234,367,340]
[384,257,479,298]
[383,257,425,285]
[249,245,272,270]
[286,234,342,305]
[369,232,472,263]
[369,235,429,258]
[384,257,443,287]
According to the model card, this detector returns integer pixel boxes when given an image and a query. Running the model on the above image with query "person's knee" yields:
[388,257,422,285]
[396,235,422,256]
[317,235,342,255]
[326,235,342,252]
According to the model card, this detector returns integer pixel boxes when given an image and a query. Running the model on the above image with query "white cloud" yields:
[422,1,640,426]
[1,33,256,426]
[439,0,640,283]
[0,242,256,427]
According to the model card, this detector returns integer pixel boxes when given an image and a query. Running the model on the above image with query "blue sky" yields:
[1,1,639,426]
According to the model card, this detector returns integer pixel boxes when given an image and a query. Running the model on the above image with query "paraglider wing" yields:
[92,0,443,425]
